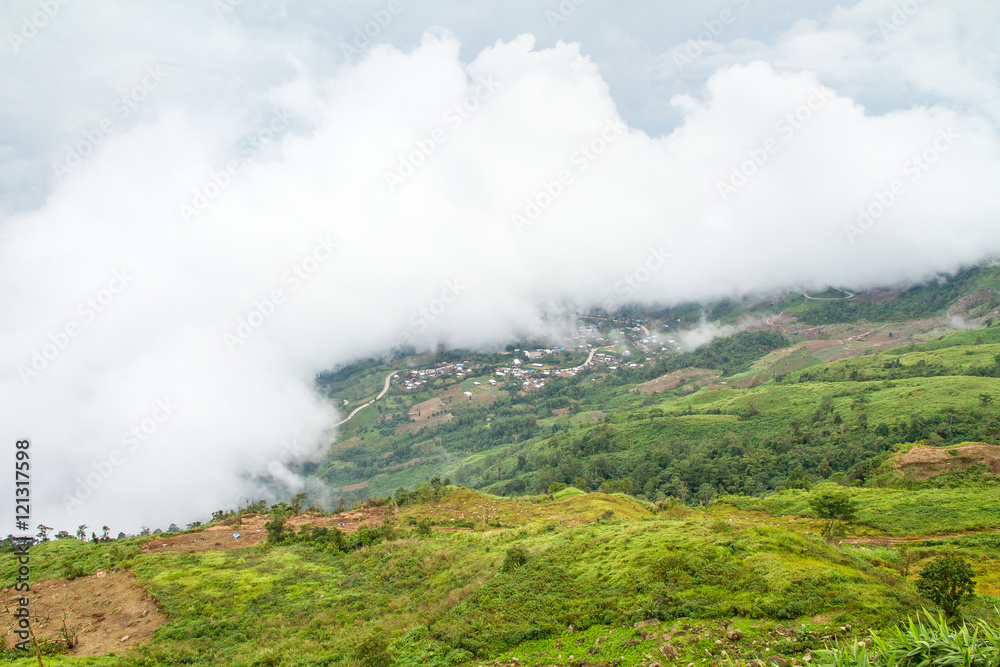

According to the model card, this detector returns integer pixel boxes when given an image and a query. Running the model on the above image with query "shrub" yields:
[263,511,288,544]
[916,555,976,617]
[500,546,528,573]
[353,629,395,667]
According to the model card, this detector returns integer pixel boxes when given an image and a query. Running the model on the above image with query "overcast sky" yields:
[2,0,999,533]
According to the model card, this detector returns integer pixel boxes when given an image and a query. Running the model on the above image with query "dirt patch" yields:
[552,407,571,416]
[948,290,997,316]
[586,412,607,421]
[731,375,766,389]
[397,396,453,434]
[633,368,717,395]
[896,443,1000,478]
[141,507,394,555]
[1,569,167,657]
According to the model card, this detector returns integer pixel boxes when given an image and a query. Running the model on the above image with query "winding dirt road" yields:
[334,371,395,426]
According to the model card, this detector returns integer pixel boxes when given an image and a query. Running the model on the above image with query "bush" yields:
[916,555,976,617]
[353,629,395,667]
[500,546,528,573]
[263,511,288,544]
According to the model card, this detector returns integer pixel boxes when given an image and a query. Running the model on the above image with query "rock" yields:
[803,655,812,662]
[726,626,743,641]
[634,619,661,628]
[660,643,678,659]
[770,657,789,667]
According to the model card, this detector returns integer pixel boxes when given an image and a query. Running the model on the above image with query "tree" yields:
[264,511,288,544]
[36,524,52,541]
[916,555,976,617]
[809,487,858,538]
[101,526,110,541]
[76,524,88,540]
[290,492,308,516]
[167,523,180,533]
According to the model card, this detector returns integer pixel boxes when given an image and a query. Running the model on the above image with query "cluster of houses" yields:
[390,319,672,396]
[400,361,476,391]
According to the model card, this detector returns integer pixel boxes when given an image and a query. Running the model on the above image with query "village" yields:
[396,318,670,395]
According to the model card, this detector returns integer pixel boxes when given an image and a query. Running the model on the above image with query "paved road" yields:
[334,371,395,426]
[797,288,855,301]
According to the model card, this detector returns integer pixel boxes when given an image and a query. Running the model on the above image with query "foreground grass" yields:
[0,489,940,666]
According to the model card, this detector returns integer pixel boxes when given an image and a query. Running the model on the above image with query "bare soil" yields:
[1,569,167,657]
[398,396,453,434]
[895,443,1000,478]
[633,368,717,395]
[142,506,394,555]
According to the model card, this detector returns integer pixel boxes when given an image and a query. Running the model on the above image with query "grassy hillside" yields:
[4,483,1000,666]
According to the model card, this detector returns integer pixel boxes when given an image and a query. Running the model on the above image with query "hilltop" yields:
[3,480,1000,665]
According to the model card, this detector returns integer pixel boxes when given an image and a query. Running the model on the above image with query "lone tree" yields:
[916,555,976,617]
[264,511,288,544]
[808,487,858,538]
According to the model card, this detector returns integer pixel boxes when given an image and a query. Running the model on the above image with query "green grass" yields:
[2,487,965,666]
[726,484,1000,535]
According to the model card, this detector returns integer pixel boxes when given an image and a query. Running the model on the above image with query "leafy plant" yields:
[500,545,528,573]
[809,487,859,538]
[916,555,977,618]
[816,609,1000,667]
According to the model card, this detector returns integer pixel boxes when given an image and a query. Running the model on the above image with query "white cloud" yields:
[2,1,999,533]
